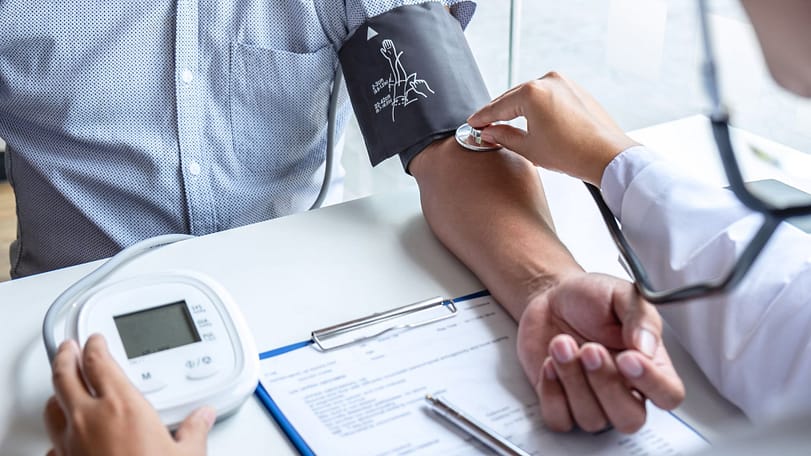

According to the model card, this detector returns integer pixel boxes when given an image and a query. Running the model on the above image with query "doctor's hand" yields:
[44,335,214,456]
[467,72,639,186]
[517,273,684,433]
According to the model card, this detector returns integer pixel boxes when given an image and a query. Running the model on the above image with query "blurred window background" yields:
[340,0,811,199]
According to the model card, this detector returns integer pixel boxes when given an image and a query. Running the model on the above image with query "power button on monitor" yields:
[185,355,219,380]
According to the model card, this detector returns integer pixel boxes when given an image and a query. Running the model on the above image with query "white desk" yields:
[4,115,796,455]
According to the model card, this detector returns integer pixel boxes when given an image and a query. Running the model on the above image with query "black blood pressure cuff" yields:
[339,2,491,170]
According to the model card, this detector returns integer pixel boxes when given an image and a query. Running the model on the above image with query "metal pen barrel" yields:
[425,395,531,456]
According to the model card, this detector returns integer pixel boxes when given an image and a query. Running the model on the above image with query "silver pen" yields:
[425,394,531,456]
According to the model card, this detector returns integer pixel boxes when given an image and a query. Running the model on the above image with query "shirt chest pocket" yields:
[229,42,336,176]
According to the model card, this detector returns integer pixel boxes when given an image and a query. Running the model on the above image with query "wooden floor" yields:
[0,182,15,282]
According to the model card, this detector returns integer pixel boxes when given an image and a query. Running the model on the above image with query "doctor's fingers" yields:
[43,396,67,454]
[468,70,579,126]
[175,406,217,454]
[81,334,136,399]
[51,340,92,411]
[479,124,531,158]
[467,84,525,127]
[467,77,565,130]
[548,335,610,433]
[617,351,685,411]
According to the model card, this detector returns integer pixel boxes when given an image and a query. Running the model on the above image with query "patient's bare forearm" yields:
[409,137,582,319]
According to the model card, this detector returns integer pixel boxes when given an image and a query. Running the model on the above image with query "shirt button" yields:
[188,161,201,176]
[181,68,194,83]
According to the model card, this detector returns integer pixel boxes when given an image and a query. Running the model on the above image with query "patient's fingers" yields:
[580,344,647,434]
[617,351,685,411]
[611,284,662,358]
[549,335,608,433]
[539,357,574,432]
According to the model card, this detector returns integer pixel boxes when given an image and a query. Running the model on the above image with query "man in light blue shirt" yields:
[0,0,475,277]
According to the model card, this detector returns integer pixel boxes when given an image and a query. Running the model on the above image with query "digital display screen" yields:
[114,301,201,359]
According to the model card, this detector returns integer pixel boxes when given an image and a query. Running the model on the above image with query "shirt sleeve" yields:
[601,146,811,423]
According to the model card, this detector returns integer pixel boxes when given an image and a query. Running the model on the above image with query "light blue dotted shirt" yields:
[0,0,475,278]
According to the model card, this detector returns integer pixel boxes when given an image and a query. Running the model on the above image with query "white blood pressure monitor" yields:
[64,271,259,427]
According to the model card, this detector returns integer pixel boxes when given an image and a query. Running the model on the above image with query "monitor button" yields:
[135,371,167,393]
[185,355,219,380]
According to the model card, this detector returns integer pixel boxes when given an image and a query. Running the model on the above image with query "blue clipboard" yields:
[253,290,489,455]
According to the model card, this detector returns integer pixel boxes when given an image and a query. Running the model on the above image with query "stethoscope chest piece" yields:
[455,123,501,152]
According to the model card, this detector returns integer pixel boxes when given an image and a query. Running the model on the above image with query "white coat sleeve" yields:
[601,146,811,423]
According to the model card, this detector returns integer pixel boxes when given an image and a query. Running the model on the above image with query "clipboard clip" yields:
[311,296,457,351]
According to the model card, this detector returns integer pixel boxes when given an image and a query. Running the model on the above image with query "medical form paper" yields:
[259,295,709,455]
